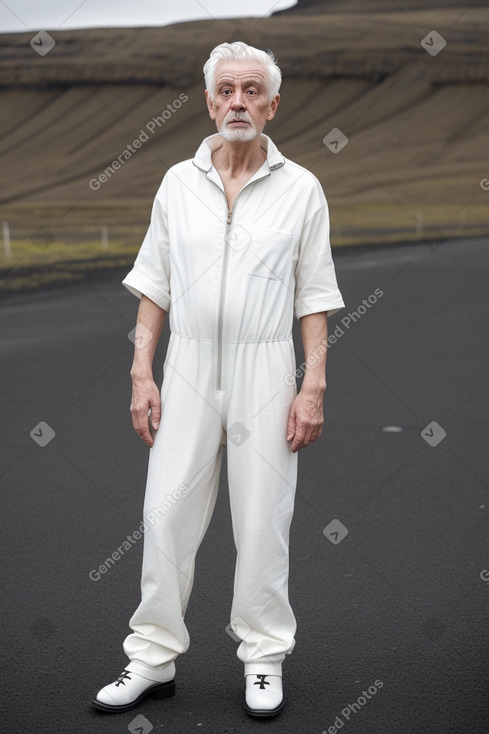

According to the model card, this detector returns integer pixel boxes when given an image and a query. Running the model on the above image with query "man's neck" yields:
[211,135,267,179]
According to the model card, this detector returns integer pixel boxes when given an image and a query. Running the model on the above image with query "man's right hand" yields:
[130,375,161,447]
[128,296,166,447]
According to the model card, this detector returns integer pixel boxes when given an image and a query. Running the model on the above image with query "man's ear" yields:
[205,89,216,120]
[267,93,280,121]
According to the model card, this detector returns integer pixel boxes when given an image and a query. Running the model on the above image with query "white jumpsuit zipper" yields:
[214,171,271,393]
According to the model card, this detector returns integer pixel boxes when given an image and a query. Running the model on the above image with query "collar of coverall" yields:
[192,132,285,173]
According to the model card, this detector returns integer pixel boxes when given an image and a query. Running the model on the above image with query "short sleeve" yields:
[122,180,170,312]
[294,197,345,320]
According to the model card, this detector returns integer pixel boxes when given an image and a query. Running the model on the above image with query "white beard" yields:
[219,119,259,143]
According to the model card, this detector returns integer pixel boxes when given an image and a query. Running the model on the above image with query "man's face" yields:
[205,59,280,143]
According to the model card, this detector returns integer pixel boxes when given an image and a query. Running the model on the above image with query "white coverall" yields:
[121,132,345,680]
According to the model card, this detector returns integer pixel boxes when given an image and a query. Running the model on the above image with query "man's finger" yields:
[139,424,153,446]
[133,408,153,446]
[150,398,161,430]
[291,437,303,452]
[286,406,296,441]
[291,421,306,452]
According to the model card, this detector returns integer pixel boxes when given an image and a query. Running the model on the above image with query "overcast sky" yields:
[0,0,297,32]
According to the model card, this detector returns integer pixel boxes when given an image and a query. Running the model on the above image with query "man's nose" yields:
[231,89,246,109]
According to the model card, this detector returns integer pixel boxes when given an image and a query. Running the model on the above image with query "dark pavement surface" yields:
[1,237,489,733]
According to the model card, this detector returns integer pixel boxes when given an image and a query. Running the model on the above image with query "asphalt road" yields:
[1,237,488,734]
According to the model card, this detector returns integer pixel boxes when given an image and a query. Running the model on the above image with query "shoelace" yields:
[253,674,270,690]
[115,671,132,687]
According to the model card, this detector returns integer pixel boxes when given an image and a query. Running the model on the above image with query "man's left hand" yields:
[286,387,325,452]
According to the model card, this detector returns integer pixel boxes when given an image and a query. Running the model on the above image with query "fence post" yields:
[416,212,423,236]
[2,221,11,258]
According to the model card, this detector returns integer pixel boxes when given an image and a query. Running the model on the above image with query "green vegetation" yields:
[1,200,487,293]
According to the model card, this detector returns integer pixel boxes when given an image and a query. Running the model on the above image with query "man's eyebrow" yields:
[216,75,266,86]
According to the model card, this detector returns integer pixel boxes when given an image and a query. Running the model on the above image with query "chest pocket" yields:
[249,228,294,280]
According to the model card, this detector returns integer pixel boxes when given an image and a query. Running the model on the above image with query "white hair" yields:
[203,41,282,101]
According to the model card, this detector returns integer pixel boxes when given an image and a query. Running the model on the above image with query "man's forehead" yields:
[214,61,268,83]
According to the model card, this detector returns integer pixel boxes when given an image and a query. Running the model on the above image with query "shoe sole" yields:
[91,679,175,713]
[245,699,285,718]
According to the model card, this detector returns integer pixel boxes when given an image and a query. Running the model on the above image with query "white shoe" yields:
[92,666,175,713]
[244,663,284,718]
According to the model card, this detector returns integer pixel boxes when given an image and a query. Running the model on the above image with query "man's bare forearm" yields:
[130,295,166,379]
[299,311,328,392]
[287,311,328,451]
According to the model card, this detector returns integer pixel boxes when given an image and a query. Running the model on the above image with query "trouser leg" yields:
[225,339,298,665]
[123,337,225,676]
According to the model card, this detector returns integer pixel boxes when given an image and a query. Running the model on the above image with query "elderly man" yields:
[92,41,345,718]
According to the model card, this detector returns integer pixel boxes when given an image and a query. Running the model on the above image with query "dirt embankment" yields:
[0,2,488,290]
